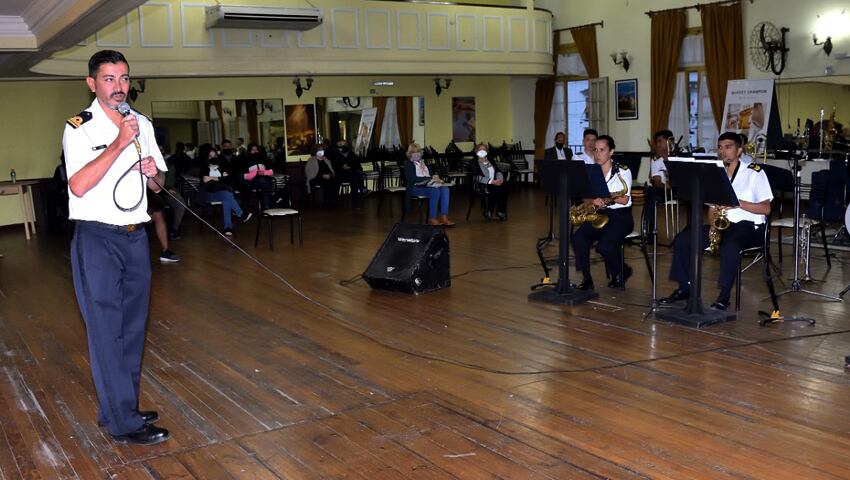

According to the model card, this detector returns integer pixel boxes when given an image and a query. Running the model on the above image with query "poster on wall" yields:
[615,79,638,120]
[284,104,316,155]
[354,107,378,155]
[721,79,774,147]
[451,97,476,142]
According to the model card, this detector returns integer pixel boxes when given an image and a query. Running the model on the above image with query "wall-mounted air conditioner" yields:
[205,5,323,30]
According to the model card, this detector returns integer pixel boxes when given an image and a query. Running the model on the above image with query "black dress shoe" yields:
[659,288,689,304]
[608,264,633,289]
[710,297,730,311]
[572,278,594,291]
[139,410,159,424]
[98,410,159,427]
[111,424,170,445]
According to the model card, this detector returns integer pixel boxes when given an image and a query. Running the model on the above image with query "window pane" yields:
[545,81,566,149]
[567,79,589,149]
[688,71,699,149]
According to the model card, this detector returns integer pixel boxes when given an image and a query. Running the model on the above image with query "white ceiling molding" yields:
[0,0,147,76]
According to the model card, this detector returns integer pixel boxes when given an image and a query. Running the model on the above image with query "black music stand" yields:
[655,160,739,327]
[529,160,607,306]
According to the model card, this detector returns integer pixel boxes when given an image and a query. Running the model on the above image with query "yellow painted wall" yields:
[535,0,850,150]
[35,0,553,77]
[0,81,91,227]
[0,74,514,225]
[776,82,850,133]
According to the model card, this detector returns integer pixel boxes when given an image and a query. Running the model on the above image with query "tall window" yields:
[672,33,716,151]
[567,79,589,149]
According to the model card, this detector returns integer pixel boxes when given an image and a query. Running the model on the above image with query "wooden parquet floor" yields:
[1,185,850,479]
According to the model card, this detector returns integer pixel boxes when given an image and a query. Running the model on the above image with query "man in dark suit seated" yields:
[543,132,573,160]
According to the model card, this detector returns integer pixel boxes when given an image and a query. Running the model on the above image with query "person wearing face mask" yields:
[304,143,339,207]
[198,143,253,236]
[469,144,509,220]
[570,135,634,291]
[330,140,367,208]
[404,143,455,226]
[240,143,275,211]
[543,132,573,160]
[218,139,235,169]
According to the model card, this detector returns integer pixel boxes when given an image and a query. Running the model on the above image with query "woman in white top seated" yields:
[570,135,634,290]
[468,143,508,220]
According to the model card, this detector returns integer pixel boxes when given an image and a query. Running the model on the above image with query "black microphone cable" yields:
[113,102,146,212]
[146,175,850,376]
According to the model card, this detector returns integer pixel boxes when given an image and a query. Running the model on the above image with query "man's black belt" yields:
[76,220,147,232]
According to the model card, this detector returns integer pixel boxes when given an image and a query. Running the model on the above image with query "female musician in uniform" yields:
[570,135,634,290]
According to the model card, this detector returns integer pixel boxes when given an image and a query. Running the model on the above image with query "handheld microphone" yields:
[116,102,142,157]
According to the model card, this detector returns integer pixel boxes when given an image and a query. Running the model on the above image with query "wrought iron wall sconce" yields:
[434,78,452,96]
[813,33,833,56]
[293,77,313,98]
[611,51,631,71]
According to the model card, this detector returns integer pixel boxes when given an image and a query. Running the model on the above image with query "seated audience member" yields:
[304,143,339,207]
[404,143,455,226]
[198,143,252,236]
[146,188,181,263]
[469,143,508,220]
[235,137,247,156]
[160,147,186,240]
[572,129,599,165]
[543,132,573,160]
[241,143,275,210]
[570,135,634,290]
[329,140,367,208]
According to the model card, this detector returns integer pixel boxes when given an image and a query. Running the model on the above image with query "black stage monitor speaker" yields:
[363,223,450,294]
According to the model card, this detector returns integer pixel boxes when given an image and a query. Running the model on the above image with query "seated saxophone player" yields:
[570,135,634,290]
[660,132,773,311]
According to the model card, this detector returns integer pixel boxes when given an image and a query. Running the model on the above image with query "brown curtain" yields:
[650,10,686,135]
[396,96,413,147]
[315,97,327,142]
[204,100,226,142]
[533,31,560,159]
[533,78,556,159]
[701,2,744,129]
[245,100,259,144]
[570,26,599,78]
[370,96,387,149]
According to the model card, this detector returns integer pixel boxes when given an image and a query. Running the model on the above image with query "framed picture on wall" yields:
[451,96,475,142]
[615,79,638,121]
[284,104,316,155]
[418,97,425,126]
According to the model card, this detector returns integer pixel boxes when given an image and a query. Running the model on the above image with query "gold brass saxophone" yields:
[706,206,731,254]
[570,171,629,229]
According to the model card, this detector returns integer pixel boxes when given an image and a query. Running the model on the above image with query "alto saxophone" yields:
[706,206,731,254]
[570,171,629,229]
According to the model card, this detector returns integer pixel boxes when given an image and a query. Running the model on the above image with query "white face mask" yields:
[476,150,487,158]
[316,150,324,157]
[410,152,423,162]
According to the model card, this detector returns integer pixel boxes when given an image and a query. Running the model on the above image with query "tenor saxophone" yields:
[569,171,629,229]
[706,206,731,254]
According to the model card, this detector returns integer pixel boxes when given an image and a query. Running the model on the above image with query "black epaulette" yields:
[614,162,628,171]
[66,110,92,129]
[747,163,762,172]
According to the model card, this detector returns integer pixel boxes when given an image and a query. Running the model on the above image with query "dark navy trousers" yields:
[571,207,634,279]
[71,221,149,436]
[669,221,763,296]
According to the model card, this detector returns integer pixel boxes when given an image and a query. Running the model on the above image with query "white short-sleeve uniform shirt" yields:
[63,99,166,225]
